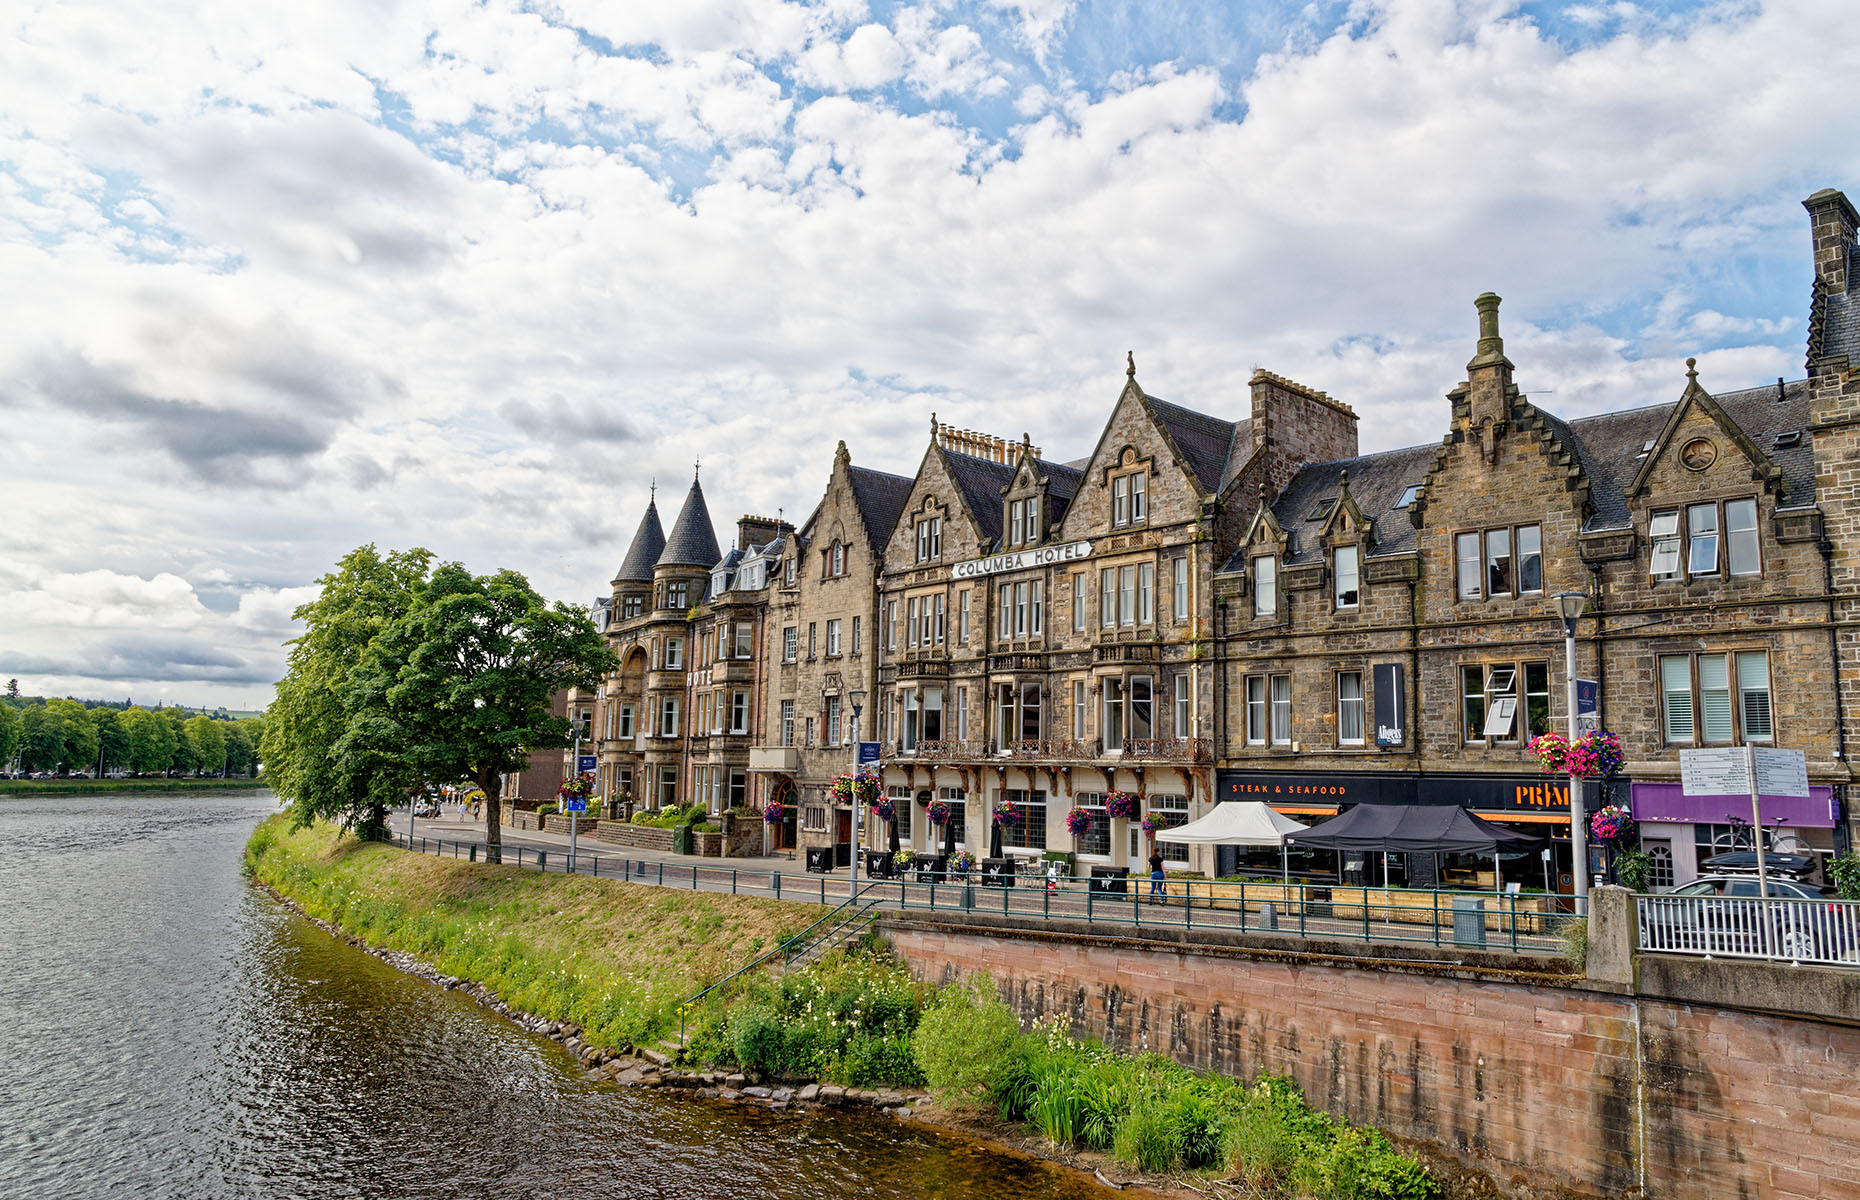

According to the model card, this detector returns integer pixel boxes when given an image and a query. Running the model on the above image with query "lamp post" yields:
[1555,590,1590,917]
[848,690,865,895]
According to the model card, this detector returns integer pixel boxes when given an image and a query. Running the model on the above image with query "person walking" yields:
[1148,846,1166,904]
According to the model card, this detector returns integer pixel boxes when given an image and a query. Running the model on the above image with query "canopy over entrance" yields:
[1155,801,1307,846]
[1286,804,1543,854]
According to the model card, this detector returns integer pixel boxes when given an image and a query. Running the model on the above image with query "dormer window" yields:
[1111,472,1148,528]
[1334,545,1360,609]
[1252,554,1278,618]
[915,517,942,563]
[1650,499,1759,581]
[1007,497,1039,547]
[1308,498,1336,522]
[783,556,796,587]
[825,540,848,578]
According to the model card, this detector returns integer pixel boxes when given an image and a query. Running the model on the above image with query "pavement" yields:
[387,806,1565,957]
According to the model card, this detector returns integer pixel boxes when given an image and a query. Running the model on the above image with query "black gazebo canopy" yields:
[1286,804,1543,854]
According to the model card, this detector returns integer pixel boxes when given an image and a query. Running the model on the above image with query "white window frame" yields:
[1253,555,1277,618]
[1173,557,1189,622]
[1335,544,1359,609]
[1337,671,1364,745]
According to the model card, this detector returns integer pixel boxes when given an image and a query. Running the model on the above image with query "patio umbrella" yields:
[989,814,1003,859]
[1155,801,1308,882]
[889,814,900,856]
[943,810,957,857]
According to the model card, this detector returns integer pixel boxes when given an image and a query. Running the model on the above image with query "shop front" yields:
[1217,769,1616,892]
[1626,782,1839,889]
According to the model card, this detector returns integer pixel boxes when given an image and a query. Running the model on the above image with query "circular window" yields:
[1679,438,1717,471]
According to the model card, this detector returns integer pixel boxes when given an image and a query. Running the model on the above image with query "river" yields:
[0,790,1110,1199]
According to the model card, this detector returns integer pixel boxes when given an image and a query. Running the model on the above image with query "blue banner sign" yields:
[857,741,881,766]
[565,797,587,814]
[577,755,597,773]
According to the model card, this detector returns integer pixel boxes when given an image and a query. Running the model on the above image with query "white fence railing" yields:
[1637,894,1860,967]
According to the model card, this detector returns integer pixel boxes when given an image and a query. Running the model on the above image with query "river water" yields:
[0,791,1108,1199]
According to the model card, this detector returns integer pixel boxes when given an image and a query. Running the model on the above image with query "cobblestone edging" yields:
[254,880,927,1118]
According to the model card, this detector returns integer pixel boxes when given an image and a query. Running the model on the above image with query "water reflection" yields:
[0,792,1106,1199]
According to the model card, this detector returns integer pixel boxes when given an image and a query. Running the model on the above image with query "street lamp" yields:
[848,689,866,894]
[1555,590,1590,917]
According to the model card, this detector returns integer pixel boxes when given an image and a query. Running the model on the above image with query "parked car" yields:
[412,798,439,819]
[1697,851,1820,880]
[1642,874,1849,961]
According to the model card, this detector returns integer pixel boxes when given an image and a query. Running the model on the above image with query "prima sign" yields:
[951,540,1093,580]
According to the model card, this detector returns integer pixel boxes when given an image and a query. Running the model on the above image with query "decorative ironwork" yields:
[1123,737,1211,763]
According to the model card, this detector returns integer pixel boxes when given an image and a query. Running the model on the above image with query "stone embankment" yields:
[261,880,924,1117]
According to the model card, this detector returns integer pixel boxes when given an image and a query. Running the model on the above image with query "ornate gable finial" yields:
[693,458,701,482]
[650,476,656,500]
[1127,350,1136,379]
[1686,356,1699,384]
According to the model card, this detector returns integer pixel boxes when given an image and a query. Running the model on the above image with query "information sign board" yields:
[577,755,597,774]
[857,741,881,766]
[1680,747,1749,796]
[565,797,587,814]
[1751,746,1809,798]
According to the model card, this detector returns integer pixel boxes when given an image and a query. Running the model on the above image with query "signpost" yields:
[1680,745,1809,899]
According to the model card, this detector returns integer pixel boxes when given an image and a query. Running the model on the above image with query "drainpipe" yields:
[1823,536,1852,854]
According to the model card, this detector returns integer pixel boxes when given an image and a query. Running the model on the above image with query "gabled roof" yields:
[939,446,1018,546]
[1143,394,1242,494]
[657,477,722,569]
[1625,363,1782,500]
[847,464,915,553]
[1252,374,1818,569]
[613,497,665,583]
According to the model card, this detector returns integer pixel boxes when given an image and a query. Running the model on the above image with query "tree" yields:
[91,708,130,775]
[263,546,436,833]
[120,706,176,775]
[0,703,20,770]
[45,699,100,774]
[361,561,615,861]
[158,705,197,775]
[186,715,226,775]
[222,720,256,777]
[6,678,17,699]
[19,705,64,772]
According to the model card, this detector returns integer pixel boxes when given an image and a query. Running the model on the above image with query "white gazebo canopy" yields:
[1154,801,1308,881]
[1154,801,1307,846]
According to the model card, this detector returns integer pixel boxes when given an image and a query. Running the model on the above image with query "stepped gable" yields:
[613,496,665,583]
[939,446,1018,547]
[1259,443,1440,566]
[1142,393,1241,493]
[656,476,722,569]
[846,464,915,552]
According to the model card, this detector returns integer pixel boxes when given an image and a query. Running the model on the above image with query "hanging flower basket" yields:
[993,798,1022,827]
[1591,804,1636,842]
[870,797,896,823]
[762,800,786,824]
[1105,791,1140,820]
[1140,813,1164,835]
[558,774,594,801]
[830,771,881,805]
[1065,807,1093,836]
[926,799,952,826]
[1529,730,1624,779]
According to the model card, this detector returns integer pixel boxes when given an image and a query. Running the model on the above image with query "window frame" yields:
[1649,498,1762,582]
[1454,524,1543,601]
[1252,554,1278,618]
[1334,544,1360,610]
[1336,670,1365,746]
[1660,649,1772,746]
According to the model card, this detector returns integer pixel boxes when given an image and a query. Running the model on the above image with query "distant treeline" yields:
[0,695,263,778]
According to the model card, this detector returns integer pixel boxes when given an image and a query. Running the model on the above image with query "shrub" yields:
[1558,916,1589,969]
[1112,1098,1182,1172]
[1828,852,1860,901]
[731,1007,784,1072]
[1615,848,1653,893]
[912,976,1021,1095]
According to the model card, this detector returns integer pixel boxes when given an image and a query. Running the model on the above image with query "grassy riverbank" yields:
[0,776,269,797]
[248,817,1435,1199]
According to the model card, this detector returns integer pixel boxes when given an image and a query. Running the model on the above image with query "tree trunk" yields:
[480,768,504,864]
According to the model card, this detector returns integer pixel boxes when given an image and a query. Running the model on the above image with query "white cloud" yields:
[0,0,1854,706]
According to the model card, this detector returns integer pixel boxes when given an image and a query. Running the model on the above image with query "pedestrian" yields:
[1148,846,1165,904]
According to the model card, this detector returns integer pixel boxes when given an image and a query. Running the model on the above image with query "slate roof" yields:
[613,498,665,583]
[1240,376,1819,570]
[1040,459,1085,525]
[657,477,722,569]
[1824,253,1860,362]
[940,447,1018,546]
[1143,394,1243,494]
[847,464,915,553]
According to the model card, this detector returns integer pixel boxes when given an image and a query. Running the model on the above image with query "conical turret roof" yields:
[613,497,665,583]
[657,475,722,569]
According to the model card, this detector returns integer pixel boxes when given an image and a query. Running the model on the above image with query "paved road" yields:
[388,808,1565,958]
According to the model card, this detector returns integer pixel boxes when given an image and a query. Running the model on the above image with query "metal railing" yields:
[1637,893,1860,967]
[372,831,1570,956]
[677,895,882,1046]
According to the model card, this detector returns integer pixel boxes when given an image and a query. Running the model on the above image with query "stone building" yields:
[749,441,912,859]
[1214,188,1860,888]
[871,366,1356,877]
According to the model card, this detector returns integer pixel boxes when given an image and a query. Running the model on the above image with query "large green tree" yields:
[45,700,100,773]
[360,561,615,861]
[157,706,197,776]
[222,719,257,777]
[0,702,20,770]
[91,708,129,775]
[185,715,226,775]
[264,546,435,833]
[120,706,176,775]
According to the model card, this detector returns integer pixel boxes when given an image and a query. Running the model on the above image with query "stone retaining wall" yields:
[881,912,1860,1200]
[595,823,676,852]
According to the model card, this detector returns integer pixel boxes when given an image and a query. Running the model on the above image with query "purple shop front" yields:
[1628,782,1837,829]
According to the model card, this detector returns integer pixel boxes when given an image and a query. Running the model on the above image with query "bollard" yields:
[1452,896,1487,948]
[537,850,547,870]
[469,845,477,863]
[770,872,781,895]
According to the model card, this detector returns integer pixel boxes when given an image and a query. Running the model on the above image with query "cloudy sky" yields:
[2,0,1856,710]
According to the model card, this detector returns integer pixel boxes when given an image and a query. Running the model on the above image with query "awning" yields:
[1154,801,1308,846]
[1287,804,1544,854]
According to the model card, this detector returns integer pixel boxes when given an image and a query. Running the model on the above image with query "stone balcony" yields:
[887,737,1210,766]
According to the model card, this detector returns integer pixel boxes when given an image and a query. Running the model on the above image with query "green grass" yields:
[245,815,823,1050]
[0,776,268,796]
[252,817,1435,1197]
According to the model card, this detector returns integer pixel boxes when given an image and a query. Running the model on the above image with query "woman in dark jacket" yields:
[1148,847,1165,903]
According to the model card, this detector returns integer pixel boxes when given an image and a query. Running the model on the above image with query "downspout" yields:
[1823,535,1852,854]
[1406,573,1421,764]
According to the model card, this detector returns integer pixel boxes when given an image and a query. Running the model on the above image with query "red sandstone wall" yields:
[884,922,1860,1200]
